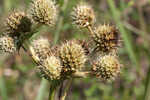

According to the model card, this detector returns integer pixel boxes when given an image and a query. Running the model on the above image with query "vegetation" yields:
[0,0,150,100]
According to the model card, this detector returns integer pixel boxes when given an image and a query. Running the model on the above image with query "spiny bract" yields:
[92,55,120,81]
[59,40,87,75]
[92,24,119,53]
[38,55,62,80]
[31,0,58,26]
[5,11,32,36]
[71,3,95,28]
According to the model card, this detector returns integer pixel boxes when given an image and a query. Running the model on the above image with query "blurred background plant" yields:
[0,0,150,100]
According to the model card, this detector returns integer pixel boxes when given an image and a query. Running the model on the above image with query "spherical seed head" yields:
[0,35,17,53]
[29,37,51,63]
[59,40,87,75]
[92,24,119,53]
[5,11,32,35]
[38,56,62,80]
[92,55,120,81]
[71,3,95,28]
[31,0,58,26]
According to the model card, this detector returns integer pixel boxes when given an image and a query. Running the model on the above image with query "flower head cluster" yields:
[31,0,58,26]
[0,11,32,53]
[30,38,87,80]
[0,0,59,54]
[30,37,62,80]
[71,3,95,28]
[59,40,87,76]
[92,24,119,53]
[38,56,62,80]
[0,0,123,83]
[71,3,122,81]
[5,11,32,36]
[92,55,120,81]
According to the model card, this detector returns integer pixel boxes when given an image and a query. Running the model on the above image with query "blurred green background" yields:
[0,0,150,100]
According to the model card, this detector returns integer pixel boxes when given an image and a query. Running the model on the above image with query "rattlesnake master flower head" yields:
[92,24,119,53]
[0,35,17,53]
[5,11,32,36]
[38,55,62,80]
[71,3,95,28]
[31,0,58,26]
[29,37,51,63]
[59,40,87,75]
[92,55,121,81]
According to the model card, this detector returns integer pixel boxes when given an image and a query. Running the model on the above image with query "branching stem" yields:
[87,26,94,35]
[60,79,72,100]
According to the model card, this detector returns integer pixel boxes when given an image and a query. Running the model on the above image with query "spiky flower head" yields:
[5,11,32,36]
[31,0,58,26]
[29,37,51,63]
[38,55,62,80]
[71,2,95,28]
[92,55,121,81]
[59,40,87,75]
[92,24,119,53]
[0,35,17,53]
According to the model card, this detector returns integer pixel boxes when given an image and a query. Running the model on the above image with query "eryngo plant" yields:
[0,0,122,100]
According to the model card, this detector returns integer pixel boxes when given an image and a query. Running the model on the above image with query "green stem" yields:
[48,84,56,100]
[3,0,11,13]
[0,75,8,100]
[143,49,150,100]
[60,79,72,100]
[49,81,62,100]
[144,67,150,100]
[36,79,49,100]
[53,18,63,44]
[53,0,69,44]
[137,5,149,48]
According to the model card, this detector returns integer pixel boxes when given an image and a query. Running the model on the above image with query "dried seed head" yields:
[38,55,62,80]
[71,3,95,28]
[31,0,58,26]
[92,24,119,53]
[0,35,17,53]
[5,11,32,36]
[29,37,51,63]
[59,40,87,75]
[92,55,121,81]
